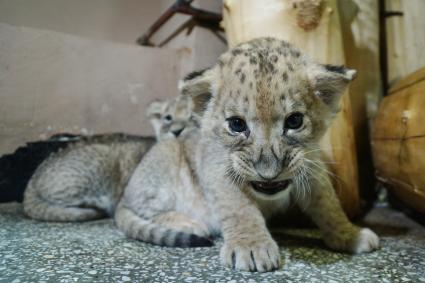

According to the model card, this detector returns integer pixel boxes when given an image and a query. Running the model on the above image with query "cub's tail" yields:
[115,204,213,248]
[0,134,80,203]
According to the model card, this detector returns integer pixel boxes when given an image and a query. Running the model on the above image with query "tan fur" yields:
[23,96,195,222]
[24,38,378,272]
[117,37,378,272]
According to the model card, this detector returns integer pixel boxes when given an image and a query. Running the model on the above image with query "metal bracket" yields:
[136,0,225,47]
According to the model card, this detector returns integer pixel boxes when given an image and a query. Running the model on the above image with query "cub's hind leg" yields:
[23,147,113,222]
[115,203,213,247]
[23,184,105,222]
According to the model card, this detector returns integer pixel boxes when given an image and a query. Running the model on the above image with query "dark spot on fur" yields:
[280,94,286,100]
[232,49,243,56]
[270,55,278,63]
[287,63,294,72]
[324,64,347,74]
[267,62,275,72]
[282,72,288,81]
[235,68,242,75]
[291,49,300,58]
[281,41,290,48]
[250,57,257,65]
[249,82,253,89]
[240,73,246,83]
[183,68,208,81]
[267,76,272,84]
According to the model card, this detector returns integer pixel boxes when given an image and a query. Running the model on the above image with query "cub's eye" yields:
[285,112,304,129]
[226,117,248,133]
[164,115,173,122]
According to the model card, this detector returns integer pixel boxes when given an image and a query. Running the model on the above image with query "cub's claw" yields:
[220,238,281,272]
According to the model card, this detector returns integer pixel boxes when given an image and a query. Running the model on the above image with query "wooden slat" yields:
[385,0,425,86]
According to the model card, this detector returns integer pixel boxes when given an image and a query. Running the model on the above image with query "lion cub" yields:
[115,37,379,271]
[23,96,195,221]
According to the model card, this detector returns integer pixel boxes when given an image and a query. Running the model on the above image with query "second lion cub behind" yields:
[23,95,195,221]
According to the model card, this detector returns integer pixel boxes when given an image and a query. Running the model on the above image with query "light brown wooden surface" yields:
[372,67,425,213]
[339,0,382,203]
[222,0,360,217]
[385,0,425,86]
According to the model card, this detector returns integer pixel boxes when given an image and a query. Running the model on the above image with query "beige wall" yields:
[0,1,226,154]
[0,0,161,45]
[0,0,226,71]
[0,23,188,154]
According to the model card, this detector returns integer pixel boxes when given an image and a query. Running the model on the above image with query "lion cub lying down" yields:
[24,37,379,272]
[23,95,195,221]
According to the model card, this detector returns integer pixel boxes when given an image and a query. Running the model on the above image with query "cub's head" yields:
[180,37,356,199]
[147,95,197,141]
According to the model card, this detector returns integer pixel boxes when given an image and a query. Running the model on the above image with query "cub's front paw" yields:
[220,238,281,272]
[352,228,380,254]
[324,227,379,254]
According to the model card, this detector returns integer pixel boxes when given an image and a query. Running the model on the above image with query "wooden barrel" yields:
[372,67,425,214]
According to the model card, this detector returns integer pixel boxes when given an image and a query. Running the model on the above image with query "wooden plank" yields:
[385,0,425,86]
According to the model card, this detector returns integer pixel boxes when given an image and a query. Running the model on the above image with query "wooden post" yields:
[222,0,360,217]
[339,0,382,203]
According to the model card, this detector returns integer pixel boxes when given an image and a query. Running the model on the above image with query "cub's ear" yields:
[309,64,357,112]
[147,99,166,119]
[178,67,218,115]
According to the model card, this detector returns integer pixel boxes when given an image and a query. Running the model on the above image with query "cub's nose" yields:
[172,128,184,137]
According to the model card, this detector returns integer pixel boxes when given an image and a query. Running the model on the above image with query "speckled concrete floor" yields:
[0,202,424,283]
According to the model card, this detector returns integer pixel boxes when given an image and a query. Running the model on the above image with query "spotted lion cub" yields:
[23,96,195,221]
[116,37,379,272]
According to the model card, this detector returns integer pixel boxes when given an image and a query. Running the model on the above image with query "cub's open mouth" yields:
[251,180,291,195]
